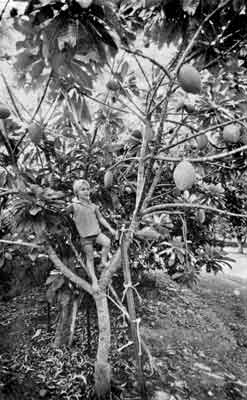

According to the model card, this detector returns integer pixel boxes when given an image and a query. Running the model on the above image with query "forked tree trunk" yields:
[93,290,111,399]
[47,245,118,397]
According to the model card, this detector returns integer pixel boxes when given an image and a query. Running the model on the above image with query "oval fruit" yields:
[223,124,241,143]
[0,105,10,119]
[173,160,195,191]
[197,134,208,150]
[76,0,93,8]
[178,64,201,94]
[136,226,161,240]
[104,170,114,189]
[106,79,120,92]
[28,123,43,144]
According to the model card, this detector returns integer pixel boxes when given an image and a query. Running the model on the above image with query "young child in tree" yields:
[67,179,117,290]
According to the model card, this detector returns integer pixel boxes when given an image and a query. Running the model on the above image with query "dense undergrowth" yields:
[0,271,247,400]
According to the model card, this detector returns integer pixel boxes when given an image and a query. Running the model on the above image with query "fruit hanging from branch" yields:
[197,134,208,150]
[28,123,44,145]
[0,105,10,119]
[222,124,241,144]
[173,160,196,191]
[106,79,120,92]
[75,0,93,9]
[104,170,114,189]
[178,64,201,94]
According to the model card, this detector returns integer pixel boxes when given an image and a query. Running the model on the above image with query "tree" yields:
[1,1,247,398]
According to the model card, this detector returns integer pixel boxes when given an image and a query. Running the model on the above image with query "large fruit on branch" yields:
[76,0,93,8]
[173,160,195,191]
[136,226,161,240]
[104,170,114,189]
[28,123,43,144]
[178,64,201,94]
[197,134,208,150]
[222,124,241,143]
[0,105,10,119]
[106,79,120,92]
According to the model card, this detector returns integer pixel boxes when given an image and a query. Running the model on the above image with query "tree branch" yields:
[141,203,247,219]
[121,47,171,81]
[156,143,247,163]
[47,245,93,295]
[175,0,233,74]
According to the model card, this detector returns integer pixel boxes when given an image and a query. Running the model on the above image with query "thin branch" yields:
[175,0,233,74]
[0,0,10,19]
[121,47,171,81]
[133,52,152,90]
[80,90,129,114]
[43,91,61,126]
[147,73,166,115]
[142,203,247,219]
[0,239,40,248]
[118,98,145,122]
[141,167,162,212]
[30,72,52,123]
[159,117,247,154]
[1,73,23,121]
[156,143,247,163]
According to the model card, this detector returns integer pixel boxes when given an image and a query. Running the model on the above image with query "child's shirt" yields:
[72,199,101,238]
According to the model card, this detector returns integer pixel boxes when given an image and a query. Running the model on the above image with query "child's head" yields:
[73,179,90,199]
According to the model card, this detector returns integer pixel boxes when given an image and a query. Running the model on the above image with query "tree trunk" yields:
[54,289,74,347]
[93,290,111,399]
[68,297,79,346]
[238,240,245,254]
[237,235,246,254]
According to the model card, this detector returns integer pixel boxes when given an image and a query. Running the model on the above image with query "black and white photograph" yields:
[0,1,247,399]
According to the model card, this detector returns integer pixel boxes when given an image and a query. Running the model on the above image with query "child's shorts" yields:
[81,234,99,247]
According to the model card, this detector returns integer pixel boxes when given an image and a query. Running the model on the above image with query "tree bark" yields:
[68,297,79,346]
[93,290,111,399]
[54,289,74,347]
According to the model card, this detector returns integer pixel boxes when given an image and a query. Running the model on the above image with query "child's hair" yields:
[73,179,90,196]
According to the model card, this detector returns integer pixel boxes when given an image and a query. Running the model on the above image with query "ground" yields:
[0,250,247,400]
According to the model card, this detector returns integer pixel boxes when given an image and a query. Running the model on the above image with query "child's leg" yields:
[96,233,111,266]
[83,243,99,289]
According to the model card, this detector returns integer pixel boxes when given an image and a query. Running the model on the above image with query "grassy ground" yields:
[1,262,247,400]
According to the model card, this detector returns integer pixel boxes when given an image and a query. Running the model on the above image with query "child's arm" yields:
[95,207,117,237]
[62,203,73,215]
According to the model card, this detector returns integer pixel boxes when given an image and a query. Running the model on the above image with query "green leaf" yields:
[120,61,129,78]
[30,59,45,79]
[14,50,36,71]
[81,98,92,123]
[58,21,78,50]
[182,0,200,15]
[0,256,5,269]
[70,62,93,89]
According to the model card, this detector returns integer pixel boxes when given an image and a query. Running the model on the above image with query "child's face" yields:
[77,184,90,201]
